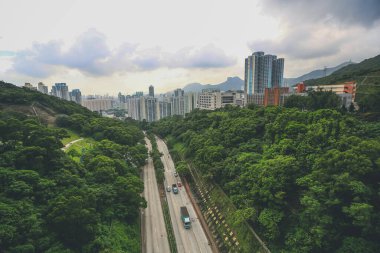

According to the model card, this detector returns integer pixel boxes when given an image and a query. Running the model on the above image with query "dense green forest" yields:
[0,83,147,252]
[151,106,380,252]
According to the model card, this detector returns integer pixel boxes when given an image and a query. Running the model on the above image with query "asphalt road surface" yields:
[142,137,170,253]
[156,136,213,253]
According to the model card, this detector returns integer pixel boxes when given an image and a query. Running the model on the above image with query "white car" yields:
[166,186,171,192]
[174,171,178,177]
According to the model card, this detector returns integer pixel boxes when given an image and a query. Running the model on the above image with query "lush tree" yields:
[0,107,146,252]
[151,105,380,252]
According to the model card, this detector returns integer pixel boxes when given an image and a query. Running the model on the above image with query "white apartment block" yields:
[81,98,114,112]
[198,89,222,110]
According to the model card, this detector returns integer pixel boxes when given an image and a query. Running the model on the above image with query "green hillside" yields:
[304,55,380,86]
[0,82,147,252]
[302,55,380,114]
[0,81,100,126]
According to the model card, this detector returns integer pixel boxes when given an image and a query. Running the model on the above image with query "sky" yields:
[0,0,379,95]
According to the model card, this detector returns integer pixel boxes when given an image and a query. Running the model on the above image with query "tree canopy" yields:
[0,108,147,252]
[152,106,380,252]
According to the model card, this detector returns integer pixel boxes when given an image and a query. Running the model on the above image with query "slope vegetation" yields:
[0,82,147,252]
[304,55,380,86]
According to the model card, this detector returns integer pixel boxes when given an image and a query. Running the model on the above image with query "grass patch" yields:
[61,128,81,145]
[65,138,95,153]
[65,137,96,162]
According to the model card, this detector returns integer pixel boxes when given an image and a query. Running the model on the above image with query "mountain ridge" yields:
[182,76,244,92]
[304,54,380,86]
[181,61,354,92]
[285,61,354,86]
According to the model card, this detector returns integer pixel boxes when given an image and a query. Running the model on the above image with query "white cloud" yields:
[7,29,236,78]
[247,0,380,77]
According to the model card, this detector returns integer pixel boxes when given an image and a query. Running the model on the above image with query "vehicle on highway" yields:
[172,183,178,194]
[180,206,191,229]
[174,171,178,177]
[177,182,182,187]
[166,185,171,192]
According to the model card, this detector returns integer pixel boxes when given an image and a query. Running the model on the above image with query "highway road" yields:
[142,137,170,253]
[156,136,213,253]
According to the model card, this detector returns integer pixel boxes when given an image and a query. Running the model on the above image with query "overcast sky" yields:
[1,0,379,95]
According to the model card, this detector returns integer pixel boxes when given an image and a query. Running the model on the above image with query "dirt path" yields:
[61,138,84,151]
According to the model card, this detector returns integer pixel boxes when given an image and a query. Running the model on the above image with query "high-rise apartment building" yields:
[184,92,199,114]
[171,89,185,116]
[139,96,146,121]
[51,83,70,100]
[272,58,284,88]
[149,85,154,97]
[244,51,285,103]
[145,97,157,122]
[70,89,82,104]
[126,96,140,120]
[37,82,49,94]
[158,100,171,119]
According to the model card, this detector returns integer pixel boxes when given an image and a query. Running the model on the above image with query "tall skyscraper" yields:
[149,85,154,97]
[172,89,185,116]
[244,51,284,98]
[272,58,284,88]
[145,97,157,122]
[184,92,198,114]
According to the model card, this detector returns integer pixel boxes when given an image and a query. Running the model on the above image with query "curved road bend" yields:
[156,136,212,253]
[142,137,170,253]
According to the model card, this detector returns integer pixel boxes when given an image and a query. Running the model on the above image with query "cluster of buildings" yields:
[22,50,357,121]
[243,51,357,108]
[23,82,118,112]
[244,51,288,106]
[117,86,244,122]
[23,82,82,104]
[294,81,356,108]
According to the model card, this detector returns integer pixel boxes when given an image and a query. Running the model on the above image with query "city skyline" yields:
[1,0,379,95]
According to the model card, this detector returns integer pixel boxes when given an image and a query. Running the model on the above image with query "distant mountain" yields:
[285,61,354,86]
[183,76,244,92]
